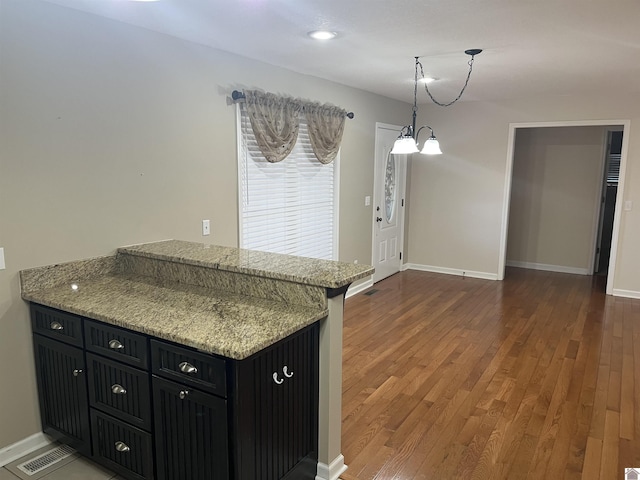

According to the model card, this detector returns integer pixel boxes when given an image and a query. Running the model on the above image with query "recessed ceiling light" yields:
[420,77,436,84]
[308,30,338,40]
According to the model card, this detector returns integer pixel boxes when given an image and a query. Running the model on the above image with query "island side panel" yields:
[317,293,348,480]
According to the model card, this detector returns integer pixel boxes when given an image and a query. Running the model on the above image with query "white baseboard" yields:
[612,288,640,299]
[316,454,348,480]
[506,260,590,276]
[346,277,374,298]
[0,433,52,467]
[402,263,498,281]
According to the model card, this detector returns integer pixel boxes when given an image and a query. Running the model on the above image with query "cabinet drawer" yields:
[86,353,151,431]
[91,410,154,480]
[31,304,83,347]
[85,320,148,369]
[151,340,226,397]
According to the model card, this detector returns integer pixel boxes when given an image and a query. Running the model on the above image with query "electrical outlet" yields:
[0,248,5,270]
[202,220,210,236]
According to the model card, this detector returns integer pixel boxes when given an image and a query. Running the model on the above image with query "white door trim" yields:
[498,119,631,295]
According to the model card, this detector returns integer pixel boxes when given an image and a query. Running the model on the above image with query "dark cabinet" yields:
[233,324,319,480]
[151,324,319,480]
[32,331,91,456]
[30,303,319,480]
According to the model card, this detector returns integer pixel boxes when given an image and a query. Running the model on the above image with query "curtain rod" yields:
[231,90,355,119]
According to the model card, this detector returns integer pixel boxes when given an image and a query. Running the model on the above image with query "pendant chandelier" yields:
[391,49,482,156]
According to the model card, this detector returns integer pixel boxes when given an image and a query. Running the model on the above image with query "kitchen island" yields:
[21,240,373,480]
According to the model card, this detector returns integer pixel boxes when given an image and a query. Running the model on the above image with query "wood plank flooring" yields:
[341,268,640,479]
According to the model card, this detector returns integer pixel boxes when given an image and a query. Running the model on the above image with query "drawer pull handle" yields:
[178,362,198,374]
[179,390,189,400]
[273,373,284,385]
[108,339,125,350]
[283,366,294,378]
[50,321,64,331]
[111,384,127,395]
[115,441,130,453]
[72,369,83,377]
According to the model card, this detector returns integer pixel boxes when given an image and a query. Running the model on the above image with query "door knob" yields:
[376,217,382,222]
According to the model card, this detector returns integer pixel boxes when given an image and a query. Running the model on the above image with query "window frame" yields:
[236,104,340,261]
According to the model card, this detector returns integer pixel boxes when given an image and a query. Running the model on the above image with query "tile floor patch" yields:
[16,446,75,476]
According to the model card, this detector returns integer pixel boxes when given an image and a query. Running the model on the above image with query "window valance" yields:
[241,89,349,164]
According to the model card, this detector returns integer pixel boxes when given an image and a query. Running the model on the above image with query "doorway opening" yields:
[498,120,630,296]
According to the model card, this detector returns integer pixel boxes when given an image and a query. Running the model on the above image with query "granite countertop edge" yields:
[23,273,328,360]
[118,240,374,289]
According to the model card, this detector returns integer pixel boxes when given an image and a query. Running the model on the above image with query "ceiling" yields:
[37,0,640,105]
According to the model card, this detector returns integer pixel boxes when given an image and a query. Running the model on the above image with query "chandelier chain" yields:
[418,55,476,107]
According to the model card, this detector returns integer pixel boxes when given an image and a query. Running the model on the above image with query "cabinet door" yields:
[234,324,319,480]
[152,376,229,480]
[33,334,91,456]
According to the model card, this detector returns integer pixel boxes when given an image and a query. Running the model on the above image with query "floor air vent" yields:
[16,445,75,476]
[364,289,379,296]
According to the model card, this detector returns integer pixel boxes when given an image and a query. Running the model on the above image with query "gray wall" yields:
[507,126,608,273]
[0,0,409,449]
[407,98,639,293]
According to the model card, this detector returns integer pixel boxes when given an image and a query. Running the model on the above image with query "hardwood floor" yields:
[341,268,640,479]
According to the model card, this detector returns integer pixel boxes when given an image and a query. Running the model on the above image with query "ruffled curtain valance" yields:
[305,102,347,164]
[244,90,303,163]
[243,89,347,164]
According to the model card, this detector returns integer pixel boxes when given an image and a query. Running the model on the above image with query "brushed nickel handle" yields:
[273,372,284,385]
[73,369,83,377]
[50,321,64,331]
[179,390,189,400]
[108,339,124,350]
[115,441,130,453]
[178,362,198,374]
[111,384,127,395]
[283,366,293,378]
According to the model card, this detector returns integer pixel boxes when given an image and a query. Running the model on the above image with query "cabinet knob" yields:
[72,369,83,377]
[179,390,189,400]
[178,362,198,374]
[108,339,125,350]
[111,384,127,395]
[50,321,64,331]
[115,441,130,453]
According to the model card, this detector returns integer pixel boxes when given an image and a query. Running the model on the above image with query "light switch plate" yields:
[0,248,5,270]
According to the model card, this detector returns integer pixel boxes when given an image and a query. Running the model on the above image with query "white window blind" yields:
[607,153,621,184]
[238,105,338,260]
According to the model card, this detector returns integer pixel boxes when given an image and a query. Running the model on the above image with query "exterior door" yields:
[372,123,407,283]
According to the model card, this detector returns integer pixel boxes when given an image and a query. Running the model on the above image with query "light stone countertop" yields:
[21,240,373,360]
[119,240,374,289]
[22,272,327,360]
